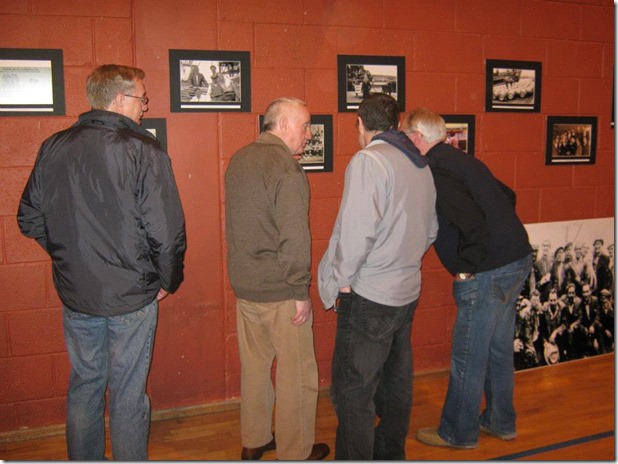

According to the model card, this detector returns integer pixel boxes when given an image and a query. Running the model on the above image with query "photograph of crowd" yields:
[258,114,332,172]
[545,116,597,165]
[551,125,591,158]
[514,218,614,371]
[301,124,325,166]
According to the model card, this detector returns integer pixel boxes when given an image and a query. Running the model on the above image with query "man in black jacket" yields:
[17,64,186,460]
[402,108,532,450]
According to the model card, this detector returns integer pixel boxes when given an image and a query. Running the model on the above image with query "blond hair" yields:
[86,64,145,110]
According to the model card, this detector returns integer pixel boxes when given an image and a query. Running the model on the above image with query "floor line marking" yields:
[492,430,615,460]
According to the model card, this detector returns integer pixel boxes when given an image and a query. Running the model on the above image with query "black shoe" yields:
[241,438,276,460]
[305,443,330,460]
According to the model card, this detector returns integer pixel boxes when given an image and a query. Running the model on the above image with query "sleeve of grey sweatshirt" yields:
[331,153,387,290]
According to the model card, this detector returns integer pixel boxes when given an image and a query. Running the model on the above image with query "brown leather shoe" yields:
[305,443,330,460]
[241,438,276,460]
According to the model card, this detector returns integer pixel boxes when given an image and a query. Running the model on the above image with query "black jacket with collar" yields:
[17,109,186,316]
[427,142,531,275]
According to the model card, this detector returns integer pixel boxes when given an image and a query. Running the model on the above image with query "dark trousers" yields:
[330,292,418,460]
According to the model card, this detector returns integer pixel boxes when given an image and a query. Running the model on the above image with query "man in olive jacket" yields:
[225,97,329,461]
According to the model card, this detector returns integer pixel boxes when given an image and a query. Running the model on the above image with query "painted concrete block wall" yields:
[0,0,613,433]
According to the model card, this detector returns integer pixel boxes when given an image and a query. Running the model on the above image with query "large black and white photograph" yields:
[545,116,597,165]
[0,48,65,116]
[169,50,250,112]
[337,55,405,112]
[441,114,475,156]
[514,217,614,371]
[485,59,541,112]
[259,114,333,172]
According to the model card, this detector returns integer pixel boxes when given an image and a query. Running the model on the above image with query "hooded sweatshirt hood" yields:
[372,129,428,168]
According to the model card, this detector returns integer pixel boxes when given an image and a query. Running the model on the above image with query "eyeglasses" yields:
[123,94,149,105]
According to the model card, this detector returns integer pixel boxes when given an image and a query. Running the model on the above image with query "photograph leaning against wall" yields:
[514,217,614,371]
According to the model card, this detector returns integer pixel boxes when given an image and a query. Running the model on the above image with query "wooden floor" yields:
[1,353,614,460]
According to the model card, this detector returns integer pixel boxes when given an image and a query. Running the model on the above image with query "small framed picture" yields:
[441,114,476,156]
[337,55,405,112]
[142,118,168,152]
[169,49,250,112]
[485,59,541,112]
[545,116,597,165]
[0,48,65,116]
[258,114,333,172]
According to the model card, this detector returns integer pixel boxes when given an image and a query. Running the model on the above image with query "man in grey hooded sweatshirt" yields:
[317,93,438,460]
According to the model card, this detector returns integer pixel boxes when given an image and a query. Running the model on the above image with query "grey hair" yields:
[262,97,307,132]
[401,107,447,143]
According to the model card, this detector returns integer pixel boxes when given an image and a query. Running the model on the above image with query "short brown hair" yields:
[86,64,145,110]
[357,93,399,132]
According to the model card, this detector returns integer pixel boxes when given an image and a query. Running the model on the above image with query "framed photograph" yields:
[485,59,541,112]
[259,114,333,172]
[441,114,476,156]
[337,55,405,112]
[515,217,614,371]
[545,116,597,165]
[169,49,250,112]
[142,118,168,152]
[0,48,65,116]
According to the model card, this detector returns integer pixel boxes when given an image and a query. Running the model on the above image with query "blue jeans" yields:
[63,300,158,460]
[331,292,418,460]
[438,255,532,447]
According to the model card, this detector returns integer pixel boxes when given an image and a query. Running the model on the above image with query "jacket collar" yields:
[76,109,156,141]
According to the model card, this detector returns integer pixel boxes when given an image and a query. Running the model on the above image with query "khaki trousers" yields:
[236,298,319,460]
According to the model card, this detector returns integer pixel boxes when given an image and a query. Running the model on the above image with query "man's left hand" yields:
[291,299,312,325]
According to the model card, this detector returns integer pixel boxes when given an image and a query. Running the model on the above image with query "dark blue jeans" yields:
[330,292,418,460]
[438,255,532,447]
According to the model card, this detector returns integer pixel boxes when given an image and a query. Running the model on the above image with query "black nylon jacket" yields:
[17,110,186,316]
[427,142,532,275]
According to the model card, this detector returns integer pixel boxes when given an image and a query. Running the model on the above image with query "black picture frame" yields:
[169,49,250,112]
[0,48,65,116]
[258,114,333,173]
[142,118,168,152]
[545,116,597,165]
[337,55,405,112]
[485,59,541,112]
[441,114,476,156]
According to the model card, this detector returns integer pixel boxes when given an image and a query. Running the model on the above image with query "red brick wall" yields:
[0,0,613,433]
